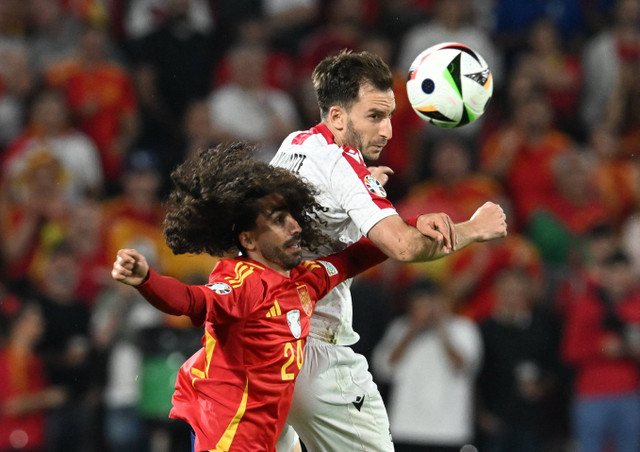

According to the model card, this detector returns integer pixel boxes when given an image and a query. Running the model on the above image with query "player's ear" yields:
[238,230,257,252]
[327,106,345,131]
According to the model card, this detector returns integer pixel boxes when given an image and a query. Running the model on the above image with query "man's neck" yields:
[245,252,291,277]
[322,120,344,147]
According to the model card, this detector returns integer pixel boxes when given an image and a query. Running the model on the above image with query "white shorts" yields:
[277,337,394,452]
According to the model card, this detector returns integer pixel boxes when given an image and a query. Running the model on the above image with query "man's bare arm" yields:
[367,201,507,263]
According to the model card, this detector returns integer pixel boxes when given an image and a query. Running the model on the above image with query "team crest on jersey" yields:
[205,282,232,295]
[364,174,387,197]
[297,285,313,316]
[287,310,302,339]
[317,260,338,277]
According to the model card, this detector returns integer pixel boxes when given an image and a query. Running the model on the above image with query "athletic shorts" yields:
[277,337,394,452]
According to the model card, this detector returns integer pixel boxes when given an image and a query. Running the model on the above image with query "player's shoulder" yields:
[278,124,344,157]
[207,258,266,293]
[294,259,340,279]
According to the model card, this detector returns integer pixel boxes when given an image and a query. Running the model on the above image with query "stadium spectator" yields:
[45,24,139,184]
[554,222,621,318]
[476,267,563,452]
[561,248,640,452]
[525,149,612,284]
[491,0,585,66]
[101,149,217,283]
[439,196,544,321]
[207,42,301,162]
[0,151,71,294]
[128,0,217,170]
[123,0,216,41]
[180,99,217,162]
[479,93,574,230]
[587,126,640,226]
[0,301,68,452]
[27,0,85,73]
[581,0,640,130]
[513,17,584,138]
[1,88,104,202]
[31,241,96,452]
[372,278,483,451]
[0,41,35,151]
[396,137,503,223]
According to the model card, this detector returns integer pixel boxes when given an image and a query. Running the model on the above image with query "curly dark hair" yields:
[163,142,330,257]
[312,49,394,119]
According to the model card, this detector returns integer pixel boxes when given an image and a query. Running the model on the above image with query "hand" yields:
[367,166,394,186]
[468,202,508,242]
[416,212,456,253]
[111,248,149,286]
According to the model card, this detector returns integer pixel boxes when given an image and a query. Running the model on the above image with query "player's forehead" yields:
[256,193,288,218]
[353,83,395,113]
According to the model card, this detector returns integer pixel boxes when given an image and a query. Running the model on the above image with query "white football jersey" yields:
[271,123,397,345]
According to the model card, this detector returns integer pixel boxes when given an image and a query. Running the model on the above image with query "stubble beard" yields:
[345,118,382,161]
[263,238,303,271]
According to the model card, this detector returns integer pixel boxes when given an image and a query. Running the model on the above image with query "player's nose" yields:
[380,117,392,140]
[286,214,302,234]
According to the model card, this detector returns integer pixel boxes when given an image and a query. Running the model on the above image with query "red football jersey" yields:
[136,239,385,451]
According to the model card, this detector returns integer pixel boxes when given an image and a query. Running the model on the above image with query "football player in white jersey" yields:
[271,50,507,452]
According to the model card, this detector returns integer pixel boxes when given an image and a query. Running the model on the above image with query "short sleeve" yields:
[329,150,397,236]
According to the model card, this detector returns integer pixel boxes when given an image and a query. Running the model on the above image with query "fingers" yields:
[111,249,139,281]
[368,166,395,187]
[417,213,454,253]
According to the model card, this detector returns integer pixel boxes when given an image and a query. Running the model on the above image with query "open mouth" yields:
[285,238,301,251]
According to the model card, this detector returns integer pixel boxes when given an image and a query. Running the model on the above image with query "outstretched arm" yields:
[111,249,207,325]
[368,201,507,263]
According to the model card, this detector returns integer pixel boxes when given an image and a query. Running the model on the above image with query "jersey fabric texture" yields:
[136,239,385,452]
[271,122,397,345]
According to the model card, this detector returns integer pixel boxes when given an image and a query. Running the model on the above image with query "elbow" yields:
[385,240,417,262]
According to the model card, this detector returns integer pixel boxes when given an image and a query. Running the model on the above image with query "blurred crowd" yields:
[0,0,640,451]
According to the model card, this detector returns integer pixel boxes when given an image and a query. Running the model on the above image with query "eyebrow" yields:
[368,107,396,116]
[266,205,288,218]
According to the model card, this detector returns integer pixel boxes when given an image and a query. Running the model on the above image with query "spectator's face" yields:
[33,92,68,133]
[12,305,44,346]
[432,140,469,181]
[600,261,637,299]
[494,270,531,316]
[342,83,395,161]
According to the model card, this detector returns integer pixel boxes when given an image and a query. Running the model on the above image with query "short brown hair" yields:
[312,50,394,118]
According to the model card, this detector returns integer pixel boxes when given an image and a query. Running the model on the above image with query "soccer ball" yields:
[407,42,493,128]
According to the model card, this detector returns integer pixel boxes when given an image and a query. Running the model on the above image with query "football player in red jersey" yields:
[110,142,391,452]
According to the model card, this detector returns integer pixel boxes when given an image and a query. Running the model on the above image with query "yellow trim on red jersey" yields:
[204,330,216,378]
[301,260,321,271]
[225,262,254,288]
[211,378,249,451]
[266,300,282,318]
